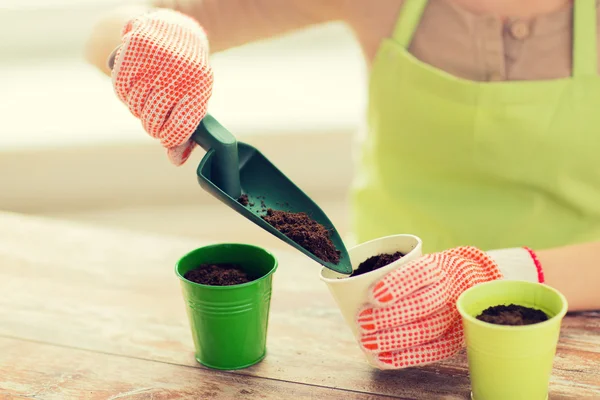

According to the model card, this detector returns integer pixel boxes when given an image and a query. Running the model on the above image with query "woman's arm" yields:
[85,5,152,76]
[153,0,347,52]
[537,241,600,311]
[85,0,347,76]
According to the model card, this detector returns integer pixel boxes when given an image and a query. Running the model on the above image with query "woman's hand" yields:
[356,247,504,369]
[111,9,213,165]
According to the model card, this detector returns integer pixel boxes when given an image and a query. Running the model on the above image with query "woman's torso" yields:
[351,0,600,252]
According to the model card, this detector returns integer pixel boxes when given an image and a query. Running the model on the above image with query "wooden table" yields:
[1,212,599,399]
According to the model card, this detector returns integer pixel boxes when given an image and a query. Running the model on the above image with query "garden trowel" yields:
[192,114,352,275]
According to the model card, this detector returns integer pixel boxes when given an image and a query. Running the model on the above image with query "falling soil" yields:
[262,208,340,264]
[237,194,249,206]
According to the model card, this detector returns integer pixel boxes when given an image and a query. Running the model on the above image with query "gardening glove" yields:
[356,246,544,369]
[110,8,213,166]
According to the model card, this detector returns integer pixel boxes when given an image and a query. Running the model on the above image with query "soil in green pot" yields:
[476,304,549,326]
[184,264,254,286]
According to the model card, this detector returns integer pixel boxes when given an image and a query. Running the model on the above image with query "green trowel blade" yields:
[195,142,352,275]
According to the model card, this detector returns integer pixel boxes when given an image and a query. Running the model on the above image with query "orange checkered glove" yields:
[356,247,503,369]
[355,246,544,369]
[111,9,213,165]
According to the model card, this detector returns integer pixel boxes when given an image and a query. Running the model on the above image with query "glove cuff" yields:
[486,247,545,283]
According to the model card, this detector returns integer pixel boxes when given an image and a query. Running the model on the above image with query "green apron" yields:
[352,0,600,253]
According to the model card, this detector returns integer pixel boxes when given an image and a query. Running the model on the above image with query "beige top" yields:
[152,0,600,82]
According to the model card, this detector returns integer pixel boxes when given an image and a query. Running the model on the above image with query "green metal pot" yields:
[175,243,278,370]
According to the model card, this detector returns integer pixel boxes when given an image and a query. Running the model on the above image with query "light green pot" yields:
[456,280,568,400]
[175,243,278,370]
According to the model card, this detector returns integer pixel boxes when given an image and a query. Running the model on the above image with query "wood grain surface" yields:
[1,212,599,399]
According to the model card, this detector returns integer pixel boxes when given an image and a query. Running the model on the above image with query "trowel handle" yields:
[192,115,242,199]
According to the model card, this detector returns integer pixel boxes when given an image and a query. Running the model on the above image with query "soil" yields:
[184,263,253,286]
[476,304,549,326]
[349,252,404,277]
[262,208,340,264]
[237,194,249,206]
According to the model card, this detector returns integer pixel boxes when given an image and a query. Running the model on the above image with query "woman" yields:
[86,0,600,369]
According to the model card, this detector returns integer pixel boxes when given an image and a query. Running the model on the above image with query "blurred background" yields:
[0,0,366,248]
